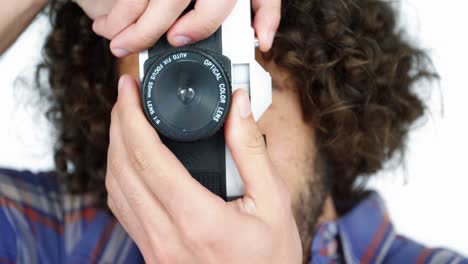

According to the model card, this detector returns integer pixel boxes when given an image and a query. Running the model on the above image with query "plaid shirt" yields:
[0,168,466,264]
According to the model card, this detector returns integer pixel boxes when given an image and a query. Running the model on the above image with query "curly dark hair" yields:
[38,1,118,207]
[38,0,435,209]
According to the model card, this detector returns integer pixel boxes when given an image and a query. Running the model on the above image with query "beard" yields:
[291,155,331,263]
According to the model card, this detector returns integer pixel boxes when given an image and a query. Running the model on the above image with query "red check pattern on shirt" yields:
[0,169,144,264]
[0,168,466,264]
[310,192,468,263]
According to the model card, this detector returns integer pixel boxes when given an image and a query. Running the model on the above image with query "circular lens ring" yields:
[141,48,232,142]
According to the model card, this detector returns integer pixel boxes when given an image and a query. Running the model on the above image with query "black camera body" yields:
[139,0,272,201]
[140,30,232,199]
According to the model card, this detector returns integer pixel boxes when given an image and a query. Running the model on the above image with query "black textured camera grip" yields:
[160,129,227,200]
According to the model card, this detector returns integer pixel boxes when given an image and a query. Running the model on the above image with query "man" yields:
[0,0,466,263]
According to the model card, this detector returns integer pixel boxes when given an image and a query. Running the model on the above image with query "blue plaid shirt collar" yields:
[310,192,395,264]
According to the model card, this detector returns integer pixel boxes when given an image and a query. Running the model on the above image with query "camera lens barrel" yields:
[141,48,232,142]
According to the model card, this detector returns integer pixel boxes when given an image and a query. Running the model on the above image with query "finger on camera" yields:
[224,89,280,212]
[92,0,148,40]
[111,83,208,258]
[116,75,222,223]
[110,0,191,57]
[252,0,281,52]
[167,0,236,47]
[107,110,179,255]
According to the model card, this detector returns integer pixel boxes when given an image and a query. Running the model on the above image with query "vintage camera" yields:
[139,0,272,201]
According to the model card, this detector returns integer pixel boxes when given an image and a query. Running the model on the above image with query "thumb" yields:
[117,75,144,113]
[225,89,281,216]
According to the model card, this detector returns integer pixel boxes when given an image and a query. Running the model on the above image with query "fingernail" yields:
[172,35,193,46]
[268,30,276,47]
[118,76,126,91]
[237,89,251,119]
[243,198,257,215]
[113,48,130,58]
[260,30,275,52]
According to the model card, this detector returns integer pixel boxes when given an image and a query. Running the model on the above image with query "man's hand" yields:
[106,75,302,263]
[74,0,281,57]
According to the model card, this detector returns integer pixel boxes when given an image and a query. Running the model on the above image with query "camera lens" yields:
[141,49,231,141]
[154,60,220,131]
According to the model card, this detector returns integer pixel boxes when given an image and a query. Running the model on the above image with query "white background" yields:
[0,0,467,256]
